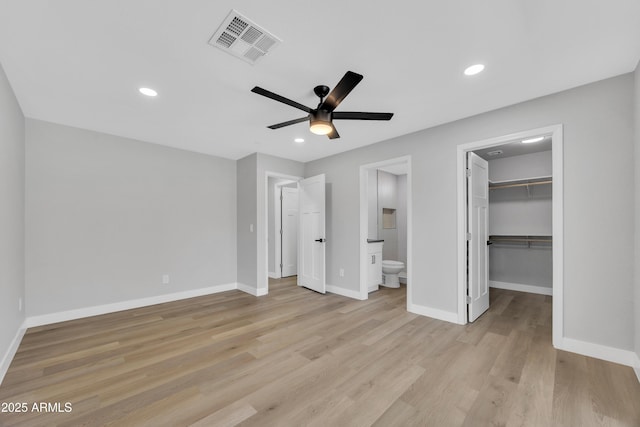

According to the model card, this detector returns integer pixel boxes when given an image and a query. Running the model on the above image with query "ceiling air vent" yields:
[209,10,282,65]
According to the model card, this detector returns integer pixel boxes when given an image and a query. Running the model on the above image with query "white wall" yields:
[25,120,237,316]
[0,62,25,380]
[489,151,553,236]
[489,151,552,182]
[306,74,635,351]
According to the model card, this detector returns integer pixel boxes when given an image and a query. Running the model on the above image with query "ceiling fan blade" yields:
[251,87,311,113]
[327,124,340,139]
[321,71,363,112]
[267,116,309,129]
[333,112,394,121]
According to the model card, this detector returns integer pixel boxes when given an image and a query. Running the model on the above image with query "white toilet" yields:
[381,260,405,288]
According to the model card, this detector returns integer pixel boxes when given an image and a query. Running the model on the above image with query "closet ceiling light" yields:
[521,136,544,144]
[294,138,304,143]
[464,64,485,76]
[139,87,158,97]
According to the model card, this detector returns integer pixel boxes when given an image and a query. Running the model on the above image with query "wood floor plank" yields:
[1,282,639,426]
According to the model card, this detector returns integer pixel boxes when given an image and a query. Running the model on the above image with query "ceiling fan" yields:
[251,71,394,139]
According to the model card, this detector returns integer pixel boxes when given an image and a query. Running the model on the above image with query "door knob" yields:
[315,238,326,243]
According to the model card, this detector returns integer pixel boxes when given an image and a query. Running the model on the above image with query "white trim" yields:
[263,171,303,295]
[557,338,638,368]
[326,284,366,300]
[25,283,238,328]
[0,321,27,386]
[407,303,460,324]
[268,271,279,279]
[359,155,413,305]
[238,283,268,297]
[489,280,552,296]
[456,125,564,347]
[634,354,640,384]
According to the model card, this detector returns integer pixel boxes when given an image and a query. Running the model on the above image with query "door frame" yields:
[272,179,297,279]
[359,155,412,304]
[264,171,302,293]
[456,124,564,347]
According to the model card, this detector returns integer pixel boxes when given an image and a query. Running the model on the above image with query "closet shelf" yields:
[489,235,552,246]
[489,176,552,190]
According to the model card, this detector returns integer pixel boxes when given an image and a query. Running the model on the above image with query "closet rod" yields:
[489,235,552,243]
[489,180,552,190]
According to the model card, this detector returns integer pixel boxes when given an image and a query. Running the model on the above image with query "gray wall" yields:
[0,62,25,367]
[236,154,257,288]
[25,120,237,316]
[635,60,640,360]
[306,74,635,351]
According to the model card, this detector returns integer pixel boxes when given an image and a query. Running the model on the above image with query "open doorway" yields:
[359,156,412,307]
[265,172,302,294]
[456,125,564,347]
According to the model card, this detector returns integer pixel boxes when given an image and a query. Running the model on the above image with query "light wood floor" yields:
[1,278,639,426]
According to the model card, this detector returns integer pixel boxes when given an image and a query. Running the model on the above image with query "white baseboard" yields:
[268,272,280,279]
[489,280,552,296]
[326,285,366,300]
[557,337,638,368]
[238,283,268,297]
[407,303,459,324]
[25,283,238,328]
[0,320,27,386]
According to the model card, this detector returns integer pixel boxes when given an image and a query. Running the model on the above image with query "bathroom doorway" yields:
[359,156,412,308]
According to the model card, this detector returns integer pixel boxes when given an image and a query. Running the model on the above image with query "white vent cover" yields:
[209,10,282,65]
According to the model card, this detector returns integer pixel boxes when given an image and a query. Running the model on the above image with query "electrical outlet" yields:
[18,297,23,312]
[339,268,345,277]
[162,274,170,285]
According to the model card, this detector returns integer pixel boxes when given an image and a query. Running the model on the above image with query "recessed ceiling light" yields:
[294,138,304,143]
[464,64,485,76]
[522,136,544,144]
[139,87,158,97]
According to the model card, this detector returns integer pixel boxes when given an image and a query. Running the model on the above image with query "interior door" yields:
[468,152,490,322]
[298,174,326,293]
[281,186,298,277]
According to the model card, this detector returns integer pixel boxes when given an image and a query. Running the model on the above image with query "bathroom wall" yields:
[377,170,398,260]
[367,169,378,239]
[397,175,408,265]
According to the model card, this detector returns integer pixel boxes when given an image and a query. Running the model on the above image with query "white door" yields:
[468,152,490,322]
[298,174,326,293]
[281,187,298,277]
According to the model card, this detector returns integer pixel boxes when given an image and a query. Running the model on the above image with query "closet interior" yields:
[476,138,553,295]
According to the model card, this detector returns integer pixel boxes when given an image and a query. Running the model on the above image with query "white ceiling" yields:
[0,1,639,163]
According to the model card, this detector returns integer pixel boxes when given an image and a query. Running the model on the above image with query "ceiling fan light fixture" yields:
[309,110,332,135]
[310,121,332,135]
